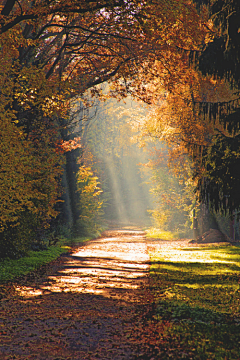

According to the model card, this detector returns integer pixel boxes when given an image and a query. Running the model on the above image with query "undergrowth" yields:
[150,245,240,359]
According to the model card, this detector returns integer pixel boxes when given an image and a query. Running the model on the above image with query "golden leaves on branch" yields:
[0,112,65,230]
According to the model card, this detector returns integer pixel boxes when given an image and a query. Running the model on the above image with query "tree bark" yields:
[1,0,16,16]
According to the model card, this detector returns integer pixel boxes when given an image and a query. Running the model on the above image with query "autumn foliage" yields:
[1,0,240,256]
[0,0,158,256]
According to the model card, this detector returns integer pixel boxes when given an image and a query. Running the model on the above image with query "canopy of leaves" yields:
[2,0,239,250]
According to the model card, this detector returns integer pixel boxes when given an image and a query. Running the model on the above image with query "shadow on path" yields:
[0,230,191,359]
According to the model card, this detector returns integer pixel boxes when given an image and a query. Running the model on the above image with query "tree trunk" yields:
[1,0,16,16]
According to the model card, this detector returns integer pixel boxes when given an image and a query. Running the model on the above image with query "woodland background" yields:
[1,0,240,259]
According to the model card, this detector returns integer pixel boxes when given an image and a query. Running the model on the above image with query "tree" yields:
[193,0,240,216]
[0,0,155,255]
[0,0,222,254]
[0,0,157,95]
[130,1,240,235]
[145,146,195,235]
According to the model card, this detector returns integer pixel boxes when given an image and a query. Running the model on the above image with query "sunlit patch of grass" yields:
[151,246,240,264]
[145,227,177,240]
[149,244,240,359]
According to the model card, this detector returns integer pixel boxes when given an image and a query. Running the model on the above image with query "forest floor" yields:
[0,229,192,360]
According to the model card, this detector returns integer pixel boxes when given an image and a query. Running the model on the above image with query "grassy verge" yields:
[149,244,240,359]
[145,228,178,240]
[0,246,67,283]
[0,235,93,283]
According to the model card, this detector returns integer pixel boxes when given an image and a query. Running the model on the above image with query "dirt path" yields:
[0,230,190,360]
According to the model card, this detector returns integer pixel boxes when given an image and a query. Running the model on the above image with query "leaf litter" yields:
[0,230,192,359]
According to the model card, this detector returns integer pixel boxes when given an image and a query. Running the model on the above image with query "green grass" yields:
[150,245,240,359]
[145,227,178,240]
[0,246,68,283]
[0,235,93,283]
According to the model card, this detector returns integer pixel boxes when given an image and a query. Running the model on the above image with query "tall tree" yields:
[0,0,218,254]
[193,0,240,215]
